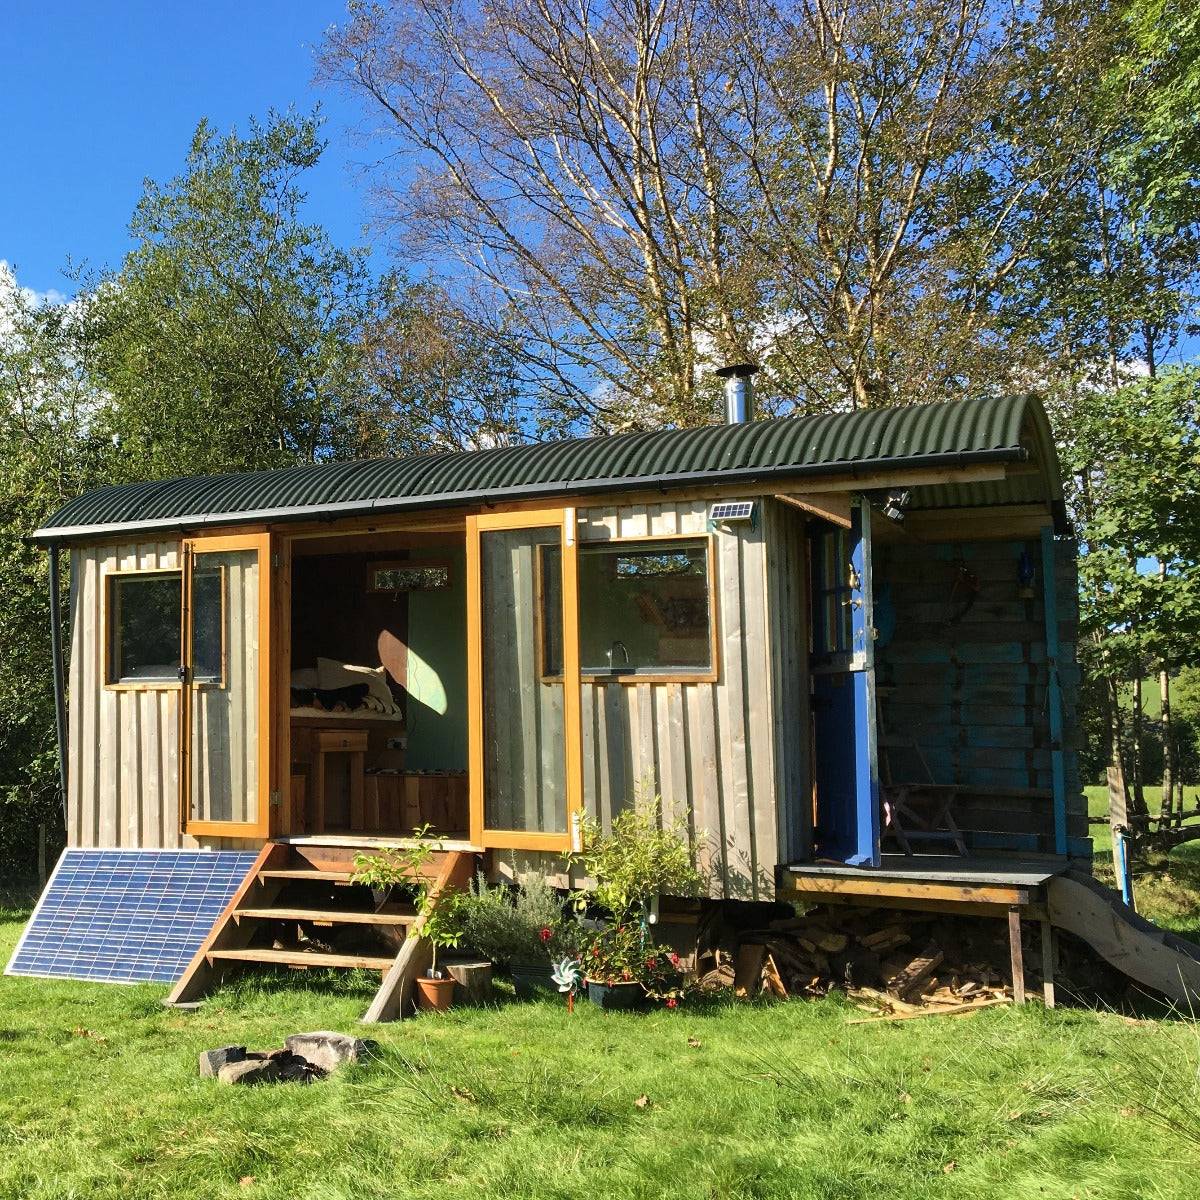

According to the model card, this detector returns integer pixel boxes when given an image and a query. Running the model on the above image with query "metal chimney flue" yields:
[716,362,759,424]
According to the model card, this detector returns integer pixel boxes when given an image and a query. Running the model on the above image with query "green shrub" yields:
[458,870,570,967]
[573,797,702,921]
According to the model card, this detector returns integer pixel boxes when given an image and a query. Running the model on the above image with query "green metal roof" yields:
[33,394,1063,543]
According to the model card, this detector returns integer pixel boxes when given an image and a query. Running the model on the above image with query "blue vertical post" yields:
[850,498,881,867]
[1041,526,1068,856]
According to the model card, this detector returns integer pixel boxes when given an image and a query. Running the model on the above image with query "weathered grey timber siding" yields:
[872,536,1087,854]
[764,501,811,863]
[66,541,259,852]
[513,498,805,900]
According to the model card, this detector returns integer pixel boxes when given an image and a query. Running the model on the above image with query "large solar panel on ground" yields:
[5,849,258,985]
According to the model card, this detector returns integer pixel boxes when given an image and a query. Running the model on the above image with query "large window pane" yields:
[481,526,565,833]
[189,549,258,825]
[107,573,181,683]
[542,538,712,677]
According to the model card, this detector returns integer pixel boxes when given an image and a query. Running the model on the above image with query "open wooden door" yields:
[180,533,272,840]
[466,508,582,852]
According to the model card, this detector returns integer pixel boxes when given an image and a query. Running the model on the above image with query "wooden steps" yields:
[258,868,356,882]
[208,948,398,970]
[164,841,476,1019]
[232,907,416,926]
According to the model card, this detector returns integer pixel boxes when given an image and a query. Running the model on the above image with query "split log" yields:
[763,954,788,999]
[734,943,768,997]
[886,946,945,1000]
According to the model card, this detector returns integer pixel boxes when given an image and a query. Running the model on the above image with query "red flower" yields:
[669,952,681,967]
[666,997,678,1008]
[539,927,553,942]
[645,957,658,970]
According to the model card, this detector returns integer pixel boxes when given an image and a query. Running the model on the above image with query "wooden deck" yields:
[780,854,1069,1006]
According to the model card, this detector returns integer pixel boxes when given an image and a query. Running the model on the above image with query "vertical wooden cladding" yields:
[67,539,262,852]
[574,497,801,900]
[70,541,180,849]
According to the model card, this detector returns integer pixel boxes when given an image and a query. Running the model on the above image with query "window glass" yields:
[369,563,451,592]
[541,538,712,677]
[107,573,181,683]
[192,568,224,683]
[813,528,854,656]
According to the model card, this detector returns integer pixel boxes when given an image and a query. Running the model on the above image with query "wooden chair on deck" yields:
[879,734,968,857]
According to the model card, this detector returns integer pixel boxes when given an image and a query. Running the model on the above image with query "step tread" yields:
[208,947,398,970]
[233,907,416,926]
[258,868,359,882]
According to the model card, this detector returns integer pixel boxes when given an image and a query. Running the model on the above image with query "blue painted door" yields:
[809,501,880,866]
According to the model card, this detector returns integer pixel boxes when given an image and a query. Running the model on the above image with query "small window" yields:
[106,568,225,686]
[540,537,714,679]
[367,562,452,593]
[812,527,854,656]
[106,572,182,684]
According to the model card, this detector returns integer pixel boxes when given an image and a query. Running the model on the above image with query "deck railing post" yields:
[1040,526,1068,856]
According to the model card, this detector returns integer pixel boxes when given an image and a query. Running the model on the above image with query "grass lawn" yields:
[4,897,1200,1200]
[1085,786,1200,941]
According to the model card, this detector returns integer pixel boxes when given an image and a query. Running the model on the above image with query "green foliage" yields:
[457,871,569,967]
[572,797,702,921]
[87,109,384,478]
[1057,369,1200,680]
[0,269,112,878]
[1112,0,1200,229]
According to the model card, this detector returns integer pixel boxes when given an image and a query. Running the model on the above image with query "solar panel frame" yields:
[709,500,756,522]
[5,848,258,986]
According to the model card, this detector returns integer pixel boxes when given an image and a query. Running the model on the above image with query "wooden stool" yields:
[311,728,368,833]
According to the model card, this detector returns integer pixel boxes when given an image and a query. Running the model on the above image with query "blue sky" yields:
[1,1,367,300]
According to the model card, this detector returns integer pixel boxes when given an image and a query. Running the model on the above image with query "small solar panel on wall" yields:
[5,849,258,985]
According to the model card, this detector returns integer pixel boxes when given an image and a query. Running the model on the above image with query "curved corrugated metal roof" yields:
[33,394,1063,543]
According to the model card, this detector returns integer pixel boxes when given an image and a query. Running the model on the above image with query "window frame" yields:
[365,559,453,594]
[102,564,228,692]
[537,532,720,685]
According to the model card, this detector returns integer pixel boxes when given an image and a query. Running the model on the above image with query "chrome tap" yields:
[607,640,630,668]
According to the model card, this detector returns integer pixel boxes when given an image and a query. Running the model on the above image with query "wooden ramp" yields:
[165,842,475,1021]
[1047,871,1200,1006]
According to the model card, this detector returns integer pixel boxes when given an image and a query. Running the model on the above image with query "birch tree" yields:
[321,0,1114,428]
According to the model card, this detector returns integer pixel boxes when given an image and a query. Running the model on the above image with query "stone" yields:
[199,1045,246,1078]
[218,1058,281,1086]
[284,1031,374,1074]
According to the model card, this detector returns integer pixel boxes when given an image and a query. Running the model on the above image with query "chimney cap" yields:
[715,361,760,379]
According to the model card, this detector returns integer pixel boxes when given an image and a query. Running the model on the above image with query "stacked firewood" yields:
[696,904,1021,1018]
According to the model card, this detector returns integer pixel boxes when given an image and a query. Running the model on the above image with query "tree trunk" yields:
[1109,677,1145,821]
[1159,663,1176,829]
[1132,669,1145,813]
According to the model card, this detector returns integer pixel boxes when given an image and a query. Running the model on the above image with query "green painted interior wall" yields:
[404,544,468,770]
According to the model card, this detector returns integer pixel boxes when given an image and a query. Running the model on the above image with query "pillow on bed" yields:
[316,657,396,712]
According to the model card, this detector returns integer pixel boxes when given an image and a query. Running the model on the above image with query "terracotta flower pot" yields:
[415,974,456,1012]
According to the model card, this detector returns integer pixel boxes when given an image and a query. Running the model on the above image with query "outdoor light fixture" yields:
[1018,550,1036,598]
[880,488,910,523]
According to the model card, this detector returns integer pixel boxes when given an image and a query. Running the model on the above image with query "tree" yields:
[0,268,111,877]
[1111,0,1200,230]
[88,109,390,479]
[1056,369,1200,823]
[320,0,1123,428]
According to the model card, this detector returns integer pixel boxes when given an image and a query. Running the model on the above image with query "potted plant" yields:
[569,794,704,1010]
[457,871,570,998]
[352,829,465,1013]
[578,922,649,1010]
[413,890,467,1012]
